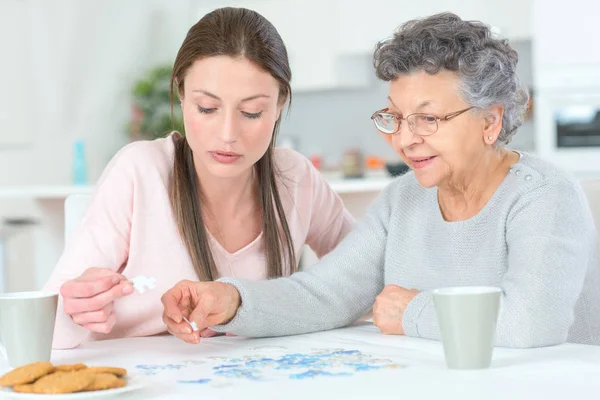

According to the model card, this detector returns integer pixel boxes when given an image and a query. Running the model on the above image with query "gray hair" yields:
[373,12,529,145]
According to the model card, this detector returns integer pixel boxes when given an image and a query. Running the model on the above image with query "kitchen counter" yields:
[0,176,395,200]
[0,185,94,200]
[0,176,393,291]
[4,168,600,200]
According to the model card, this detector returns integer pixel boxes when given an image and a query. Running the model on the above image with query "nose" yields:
[392,121,422,153]
[218,110,239,144]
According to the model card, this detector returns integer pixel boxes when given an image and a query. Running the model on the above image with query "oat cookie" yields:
[55,363,88,372]
[0,361,55,387]
[31,371,94,394]
[84,373,126,391]
[83,367,127,377]
[12,384,35,393]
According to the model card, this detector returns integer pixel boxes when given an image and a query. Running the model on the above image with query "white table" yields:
[2,324,599,400]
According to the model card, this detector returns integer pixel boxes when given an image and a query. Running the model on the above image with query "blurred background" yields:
[1,0,599,292]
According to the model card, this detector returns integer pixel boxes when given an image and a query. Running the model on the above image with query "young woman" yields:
[44,7,354,349]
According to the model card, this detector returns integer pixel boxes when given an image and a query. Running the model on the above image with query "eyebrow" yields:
[387,96,399,110]
[192,89,270,102]
[387,96,434,112]
[416,100,433,110]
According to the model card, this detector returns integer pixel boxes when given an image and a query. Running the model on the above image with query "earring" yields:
[488,136,494,141]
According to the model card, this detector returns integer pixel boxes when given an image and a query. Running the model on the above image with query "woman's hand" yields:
[60,267,134,333]
[373,284,419,335]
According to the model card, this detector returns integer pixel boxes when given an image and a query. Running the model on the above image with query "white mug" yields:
[0,291,58,368]
[433,286,502,369]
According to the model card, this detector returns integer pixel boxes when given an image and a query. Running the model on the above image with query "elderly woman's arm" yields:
[211,187,393,337]
[402,178,597,348]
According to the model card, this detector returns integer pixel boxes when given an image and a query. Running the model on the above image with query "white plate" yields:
[0,374,145,399]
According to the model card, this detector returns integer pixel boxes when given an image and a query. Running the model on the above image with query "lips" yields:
[209,150,242,164]
[407,155,437,169]
[410,156,435,162]
[213,150,240,157]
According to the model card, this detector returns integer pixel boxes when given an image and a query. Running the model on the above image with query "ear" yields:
[275,103,285,121]
[482,105,504,144]
[174,78,184,105]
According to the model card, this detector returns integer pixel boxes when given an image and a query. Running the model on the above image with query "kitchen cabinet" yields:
[196,0,367,92]
[335,0,532,55]
[532,0,600,89]
[195,0,533,92]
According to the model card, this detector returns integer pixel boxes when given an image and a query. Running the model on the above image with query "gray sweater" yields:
[215,153,600,348]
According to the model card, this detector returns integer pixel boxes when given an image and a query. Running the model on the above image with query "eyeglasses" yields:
[370,106,475,136]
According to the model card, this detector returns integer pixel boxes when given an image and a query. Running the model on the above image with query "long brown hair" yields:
[169,7,295,281]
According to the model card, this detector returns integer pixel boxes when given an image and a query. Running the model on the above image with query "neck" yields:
[194,161,257,217]
[437,148,516,221]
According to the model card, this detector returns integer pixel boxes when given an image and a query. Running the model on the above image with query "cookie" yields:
[83,367,127,377]
[84,373,126,391]
[30,371,94,394]
[55,363,87,372]
[12,384,35,393]
[0,361,55,387]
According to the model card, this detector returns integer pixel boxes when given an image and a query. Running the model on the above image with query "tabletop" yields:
[1,323,599,400]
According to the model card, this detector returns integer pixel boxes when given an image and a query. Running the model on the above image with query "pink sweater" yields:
[44,135,355,349]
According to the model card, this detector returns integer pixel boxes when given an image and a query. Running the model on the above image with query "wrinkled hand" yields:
[161,280,241,344]
[373,284,419,335]
[60,267,134,334]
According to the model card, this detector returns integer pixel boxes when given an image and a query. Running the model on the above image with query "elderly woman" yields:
[161,12,600,348]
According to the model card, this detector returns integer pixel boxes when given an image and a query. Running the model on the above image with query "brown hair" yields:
[169,7,295,281]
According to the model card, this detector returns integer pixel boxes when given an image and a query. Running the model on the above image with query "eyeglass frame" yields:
[370,106,476,136]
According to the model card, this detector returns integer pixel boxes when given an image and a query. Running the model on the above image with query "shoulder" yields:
[511,152,586,202]
[273,147,313,177]
[105,133,176,174]
[506,152,593,229]
[272,147,318,192]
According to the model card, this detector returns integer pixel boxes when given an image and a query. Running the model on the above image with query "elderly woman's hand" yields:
[373,285,420,335]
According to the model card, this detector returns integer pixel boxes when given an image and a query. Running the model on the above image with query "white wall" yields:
[0,0,195,188]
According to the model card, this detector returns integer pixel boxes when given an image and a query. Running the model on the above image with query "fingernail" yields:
[123,285,134,294]
[184,327,192,334]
